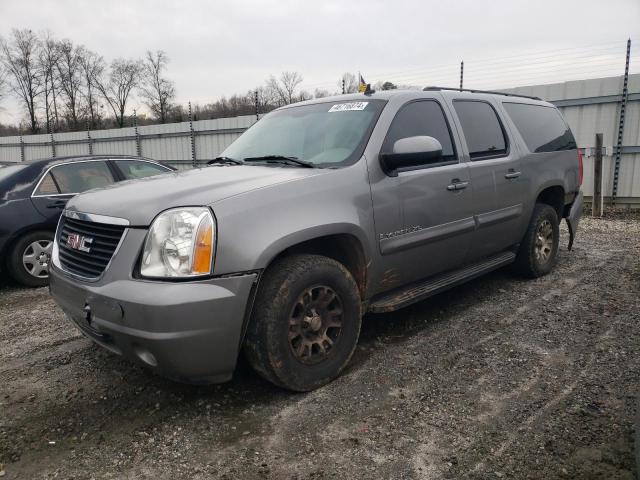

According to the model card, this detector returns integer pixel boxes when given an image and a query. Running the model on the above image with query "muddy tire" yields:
[514,203,560,278]
[6,230,54,288]
[244,254,362,391]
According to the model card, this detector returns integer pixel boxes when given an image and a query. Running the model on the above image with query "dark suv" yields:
[0,155,173,287]
[49,89,583,391]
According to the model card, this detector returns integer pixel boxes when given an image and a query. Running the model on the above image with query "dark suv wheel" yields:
[6,231,54,288]
[514,203,560,278]
[244,254,362,391]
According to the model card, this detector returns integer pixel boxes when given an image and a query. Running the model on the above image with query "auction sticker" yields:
[328,102,369,112]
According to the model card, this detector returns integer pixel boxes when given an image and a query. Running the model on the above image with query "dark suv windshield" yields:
[222,99,386,167]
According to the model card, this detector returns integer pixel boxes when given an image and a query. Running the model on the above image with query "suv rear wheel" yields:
[7,230,55,288]
[514,203,560,278]
[244,254,362,391]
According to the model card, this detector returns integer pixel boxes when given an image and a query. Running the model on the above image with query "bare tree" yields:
[39,32,60,132]
[56,39,83,129]
[248,86,274,115]
[267,71,304,106]
[77,47,104,129]
[93,58,142,127]
[0,64,6,105]
[297,89,312,102]
[338,72,358,94]
[313,88,330,98]
[0,29,43,133]
[139,50,175,123]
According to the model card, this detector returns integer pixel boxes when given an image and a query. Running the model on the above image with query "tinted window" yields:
[383,101,455,160]
[34,172,59,195]
[115,160,169,179]
[50,161,115,194]
[453,101,507,159]
[503,103,577,153]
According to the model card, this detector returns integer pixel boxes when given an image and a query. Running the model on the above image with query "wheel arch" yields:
[256,227,370,300]
[2,223,56,267]
[535,184,565,220]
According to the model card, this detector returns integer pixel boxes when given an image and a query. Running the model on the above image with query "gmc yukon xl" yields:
[49,87,583,391]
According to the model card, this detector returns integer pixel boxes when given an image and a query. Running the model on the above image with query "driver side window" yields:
[382,100,457,161]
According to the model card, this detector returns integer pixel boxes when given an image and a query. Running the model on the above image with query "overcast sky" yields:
[0,0,638,125]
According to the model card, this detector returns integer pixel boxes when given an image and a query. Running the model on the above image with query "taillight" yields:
[577,148,584,186]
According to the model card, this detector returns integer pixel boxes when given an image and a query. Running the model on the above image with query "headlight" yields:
[140,207,215,278]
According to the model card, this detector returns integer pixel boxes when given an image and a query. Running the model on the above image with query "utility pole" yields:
[459,61,464,91]
[255,89,259,121]
[611,38,631,206]
[592,134,603,217]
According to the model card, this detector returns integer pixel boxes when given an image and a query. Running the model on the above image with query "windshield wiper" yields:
[243,155,316,168]
[207,156,244,166]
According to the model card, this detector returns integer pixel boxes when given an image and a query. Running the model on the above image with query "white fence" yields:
[0,115,258,170]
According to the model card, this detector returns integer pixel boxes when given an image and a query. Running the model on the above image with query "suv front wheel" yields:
[514,203,560,278]
[244,254,362,391]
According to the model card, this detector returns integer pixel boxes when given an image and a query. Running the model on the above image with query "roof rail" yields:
[423,86,542,101]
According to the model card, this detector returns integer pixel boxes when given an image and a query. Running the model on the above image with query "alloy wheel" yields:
[22,240,53,278]
[534,219,554,263]
[288,285,344,365]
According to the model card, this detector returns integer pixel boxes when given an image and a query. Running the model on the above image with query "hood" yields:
[65,165,328,226]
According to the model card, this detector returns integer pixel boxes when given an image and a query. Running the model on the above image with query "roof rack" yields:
[423,86,542,101]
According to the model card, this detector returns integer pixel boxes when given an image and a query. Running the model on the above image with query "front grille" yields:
[58,216,126,279]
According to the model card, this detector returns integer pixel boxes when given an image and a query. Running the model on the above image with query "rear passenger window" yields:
[383,101,456,161]
[34,172,60,196]
[50,161,115,194]
[453,101,507,159]
[502,103,577,153]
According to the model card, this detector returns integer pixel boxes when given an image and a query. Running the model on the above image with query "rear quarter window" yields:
[502,103,576,153]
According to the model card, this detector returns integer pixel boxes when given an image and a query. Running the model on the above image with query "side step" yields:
[368,251,516,313]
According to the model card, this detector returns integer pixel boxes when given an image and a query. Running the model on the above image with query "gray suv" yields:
[49,88,583,391]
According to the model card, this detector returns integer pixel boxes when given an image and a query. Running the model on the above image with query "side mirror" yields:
[380,136,443,176]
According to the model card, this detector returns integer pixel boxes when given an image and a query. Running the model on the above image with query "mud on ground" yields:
[1,213,639,479]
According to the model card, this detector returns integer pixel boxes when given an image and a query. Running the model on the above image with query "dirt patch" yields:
[1,214,639,479]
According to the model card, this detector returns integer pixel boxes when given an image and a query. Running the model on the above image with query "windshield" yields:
[222,99,386,167]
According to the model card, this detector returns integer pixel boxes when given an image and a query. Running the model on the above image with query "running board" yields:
[368,251,516,313]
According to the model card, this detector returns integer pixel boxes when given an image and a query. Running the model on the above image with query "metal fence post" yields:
[188,102,197,167]
[86,119,93,155]
[611,38,631,206]
[593,134,603,217]
[459,61,464,91]
[133,109,142,157]
[19,135,25,162]
[50,132,56,158]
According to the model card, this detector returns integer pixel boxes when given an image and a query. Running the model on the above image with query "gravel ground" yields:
[1,213,639,479]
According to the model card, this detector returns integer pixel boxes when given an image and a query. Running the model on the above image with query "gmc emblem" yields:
[66,233,93,253]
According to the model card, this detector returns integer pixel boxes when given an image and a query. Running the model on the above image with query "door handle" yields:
[505,170,521,179]
[46,201,67,209]
[447,180,469,191]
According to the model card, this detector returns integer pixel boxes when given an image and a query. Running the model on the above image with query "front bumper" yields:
[50,265,257,384]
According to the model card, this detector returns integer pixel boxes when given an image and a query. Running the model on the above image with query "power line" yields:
[299,38,637,92]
